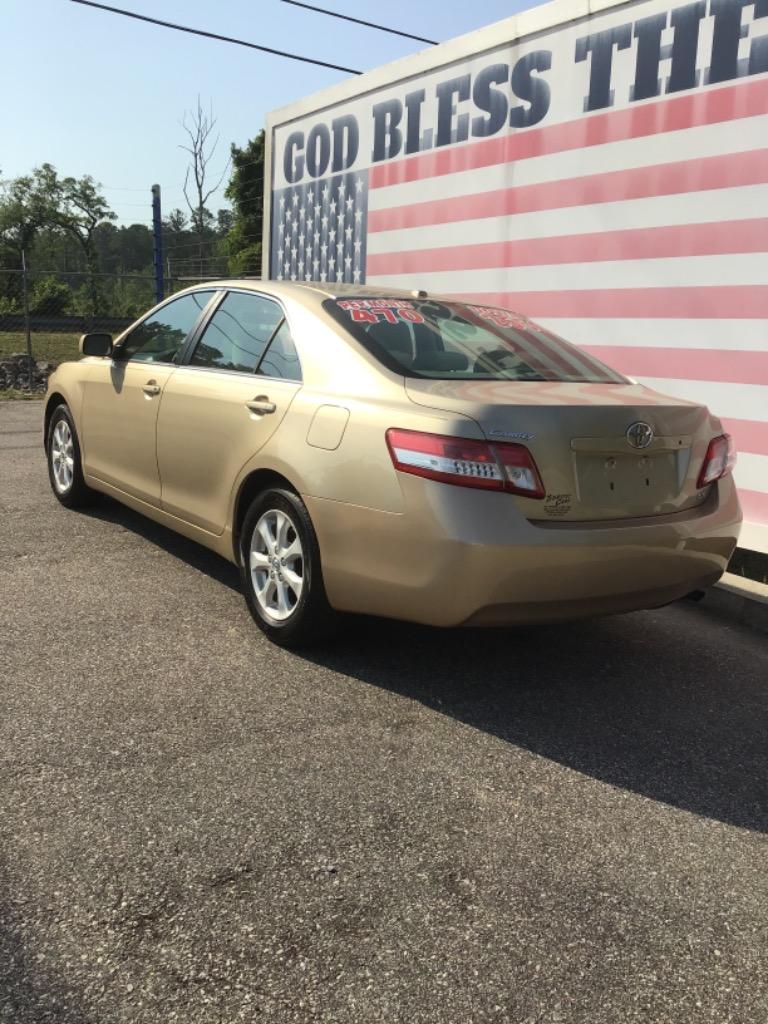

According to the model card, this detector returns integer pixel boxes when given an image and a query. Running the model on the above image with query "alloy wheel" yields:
[51,419,75,494]
[249,508,305,621]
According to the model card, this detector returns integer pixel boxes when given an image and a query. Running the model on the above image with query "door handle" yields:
[142,380,161,396]
[246,395,277,416]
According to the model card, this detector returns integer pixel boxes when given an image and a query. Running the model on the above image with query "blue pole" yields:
[151,184,164,303]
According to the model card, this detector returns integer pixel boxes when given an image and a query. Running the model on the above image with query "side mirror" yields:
[79,332,113,357]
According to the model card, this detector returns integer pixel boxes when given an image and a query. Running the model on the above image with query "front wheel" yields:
[239,488,338,647]
[46,403,95,508]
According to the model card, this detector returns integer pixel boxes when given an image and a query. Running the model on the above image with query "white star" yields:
[329,229,336,243]
[320,271,327,282]
[298,232,305,247]
[290,246,297,259]
[283,260,290,274]
[298,257,304,272]
[337,269,344,281]
[298,204,305,219]
[354,239,361,253]
[277,272,283,281]
[345,226,352,241]
[291,218,298,233]
[306,216,313,232]
[313,258,319,272]
[346,196,354,212]
[290,272,297,281]
[313,231,320,244]
[314,203,321,217]
[356,177,364,192]
[337,240,344,255]
[344,255,352,270]
[321,214,329,229]
[329,256,335,271]
[320,243,327,256]
[330,199,337,214]
[279,194,286,208]
[338,180,346,196]
[305,271,312,281]
[292,192,299,206]
[353,268,361,283]
[354,209,362,224]
[321,185,329,201]
[278,221,284,234]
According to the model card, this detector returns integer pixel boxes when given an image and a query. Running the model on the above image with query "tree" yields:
[180,97,230,276]
[222,131,264,277]
[36,164,116,314]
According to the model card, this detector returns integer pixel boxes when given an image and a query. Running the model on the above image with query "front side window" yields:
[119,291,215,363]
[323,297,629,384]
[190,292,283,373]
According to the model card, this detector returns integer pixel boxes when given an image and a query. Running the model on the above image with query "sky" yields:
[2,0,547,228]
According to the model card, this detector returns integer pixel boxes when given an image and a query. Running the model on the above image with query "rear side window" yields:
[257,320,302,381]
[119,290,215,363]
[191,292,284,373]
[323,298,628,384]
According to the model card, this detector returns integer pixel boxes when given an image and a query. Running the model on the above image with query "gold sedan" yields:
[44,281,741,646]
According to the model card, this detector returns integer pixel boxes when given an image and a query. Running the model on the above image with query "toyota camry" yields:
[44,281,741,646]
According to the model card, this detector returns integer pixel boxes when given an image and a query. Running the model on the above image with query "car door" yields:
[81,290,217,505]
[156,290,303,534]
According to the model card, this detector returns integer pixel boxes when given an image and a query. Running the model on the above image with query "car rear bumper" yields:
[305,476,742,627]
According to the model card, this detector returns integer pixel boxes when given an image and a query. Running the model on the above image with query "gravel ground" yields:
[1,400,766,1024]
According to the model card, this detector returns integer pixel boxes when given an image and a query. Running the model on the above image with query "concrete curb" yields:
[699,572,768,634]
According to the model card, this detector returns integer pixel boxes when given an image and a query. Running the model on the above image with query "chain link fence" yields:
[0,267,221,393]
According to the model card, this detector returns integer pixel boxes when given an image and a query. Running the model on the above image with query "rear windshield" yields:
[323,297,628,384]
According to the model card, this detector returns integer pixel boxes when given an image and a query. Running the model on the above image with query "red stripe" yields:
[578,346,768,387]
[368,149,768,233]
[738,488,768,525]
[370,78,768,190]
[366,219,768,276]
[457,286,768,320]
[721,418,768,458]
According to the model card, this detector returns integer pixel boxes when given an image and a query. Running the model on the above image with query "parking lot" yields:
[1,400,766,1023]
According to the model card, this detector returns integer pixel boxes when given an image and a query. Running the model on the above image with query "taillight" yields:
[697,433,736,488]
[386,428,545,498]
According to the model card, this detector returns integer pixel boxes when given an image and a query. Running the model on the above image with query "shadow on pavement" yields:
[306,613,767,834]
[0,863,93,1024]
[82,496,241,593]
[81,496,766,833]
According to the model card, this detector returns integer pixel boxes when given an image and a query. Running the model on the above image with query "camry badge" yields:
[489,429,535,440]
[626,422,654,449]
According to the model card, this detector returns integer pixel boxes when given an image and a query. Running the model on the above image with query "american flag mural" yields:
[268,0,768,551]
[270,172,368,284]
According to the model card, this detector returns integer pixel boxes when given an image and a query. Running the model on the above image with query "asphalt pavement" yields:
[1,400,766,1024]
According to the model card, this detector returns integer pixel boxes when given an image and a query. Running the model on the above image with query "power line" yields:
[280,0,437,45]
[69,0,363,75]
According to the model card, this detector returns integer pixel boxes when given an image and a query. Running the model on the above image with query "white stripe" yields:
[368,115,768,210]
[537,319,768,352]
[732,453,768,495]
[637,378,768,422]
[367,185,768,254]
[368,253,768,293]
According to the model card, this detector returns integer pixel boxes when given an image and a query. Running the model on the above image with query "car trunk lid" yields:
[405,379,714,522]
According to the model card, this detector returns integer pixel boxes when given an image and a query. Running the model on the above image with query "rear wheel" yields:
[46,404,95,508]
[240,488,338,647]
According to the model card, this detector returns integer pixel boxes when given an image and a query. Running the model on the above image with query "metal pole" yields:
[151,184,164,304]
[21,249,34,390]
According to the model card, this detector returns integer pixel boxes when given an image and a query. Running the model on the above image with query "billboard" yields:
[266,0,768,551]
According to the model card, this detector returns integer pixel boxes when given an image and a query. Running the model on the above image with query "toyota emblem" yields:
[626,422,654,449]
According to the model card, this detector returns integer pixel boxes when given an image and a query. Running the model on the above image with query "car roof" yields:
[183,279,439,305]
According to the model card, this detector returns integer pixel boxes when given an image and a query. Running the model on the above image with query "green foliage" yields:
[223,131,264,276]
[29,276,71,315]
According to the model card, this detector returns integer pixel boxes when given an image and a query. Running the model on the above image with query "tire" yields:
[239,487,339,648]
[46,403,95,509]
